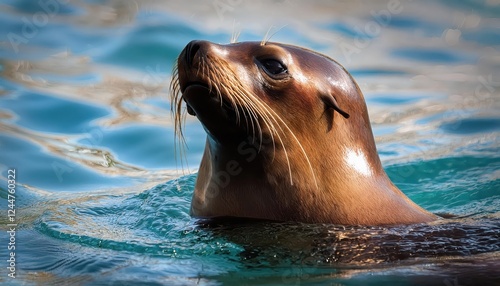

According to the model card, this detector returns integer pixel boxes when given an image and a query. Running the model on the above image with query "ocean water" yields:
[0,0,499,285]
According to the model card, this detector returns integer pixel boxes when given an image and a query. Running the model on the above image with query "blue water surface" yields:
[0,0,499,285]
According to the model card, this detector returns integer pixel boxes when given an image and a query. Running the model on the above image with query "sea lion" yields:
[170,40,437,225]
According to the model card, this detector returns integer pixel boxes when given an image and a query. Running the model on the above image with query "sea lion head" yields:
[170,40,436,225]
[172,40,374,165]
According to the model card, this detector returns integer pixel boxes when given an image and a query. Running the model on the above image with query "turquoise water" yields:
[0,0,499,285]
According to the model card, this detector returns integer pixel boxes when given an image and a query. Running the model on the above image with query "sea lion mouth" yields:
[181,83,209,116]
[181,82,236,118]
[182,83,207,116]
[181,82,206,93]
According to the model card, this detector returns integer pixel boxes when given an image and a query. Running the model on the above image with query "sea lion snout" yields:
[180,40,226,72]
[183,40,201,66]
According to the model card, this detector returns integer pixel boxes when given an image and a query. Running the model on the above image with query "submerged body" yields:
[171,40,437,225]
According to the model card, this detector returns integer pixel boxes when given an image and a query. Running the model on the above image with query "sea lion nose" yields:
[184,40,201,66]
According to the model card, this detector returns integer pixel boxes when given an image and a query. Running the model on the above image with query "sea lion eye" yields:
[259,59,288,77]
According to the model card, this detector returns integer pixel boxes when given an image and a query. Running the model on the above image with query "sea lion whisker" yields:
[251,98,318,188]
[196,58,202,78]
[247,100,270,152]
[255,102,292,181]
[220,83,241,124]
[252,103,277,154]
[247,96,310,179]
[271,107,319,189]
[211,57,261,132]
[207,65,230,119]
[209,76,222,107]
[235,91,262,145]
[210,60,241,121]
[235,90,274,152]
[242,98,262,145]
[269,116,293,185]
[232,92,254,136]
[261,24,288,46]
[248,98,284,153]
[228,81,257,129]
[202,59,214,95]
[230,20,241,44]
[228,89,248,128]
[169,65,190,171]
[234,92,291,169]
[236,92,288,173]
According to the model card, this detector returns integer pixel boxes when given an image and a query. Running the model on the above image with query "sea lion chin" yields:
[170,40,437,225]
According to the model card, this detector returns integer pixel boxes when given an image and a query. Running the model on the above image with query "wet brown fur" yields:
[170,41,437,225]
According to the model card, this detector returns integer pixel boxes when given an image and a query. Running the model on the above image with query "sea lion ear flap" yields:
[321,95,350,119]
